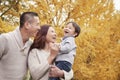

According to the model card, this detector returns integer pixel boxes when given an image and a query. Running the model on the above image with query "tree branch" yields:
[0,0,20,19]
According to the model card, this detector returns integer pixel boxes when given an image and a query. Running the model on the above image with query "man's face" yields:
[28,16,40,37]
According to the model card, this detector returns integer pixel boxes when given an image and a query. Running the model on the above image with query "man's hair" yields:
[20,12,38,28]
[67,22,81,37]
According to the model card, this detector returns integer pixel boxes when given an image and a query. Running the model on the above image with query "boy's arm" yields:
[59,42,72,53]
[59,37,76,54]
[59,39,76,53]
[54,42,71,53]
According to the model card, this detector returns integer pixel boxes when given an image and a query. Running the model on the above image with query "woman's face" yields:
[46,27,56,43]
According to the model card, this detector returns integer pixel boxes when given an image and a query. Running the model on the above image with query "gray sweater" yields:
[0,28,32,80]
[28,49,50,80]
[56,36,76,65]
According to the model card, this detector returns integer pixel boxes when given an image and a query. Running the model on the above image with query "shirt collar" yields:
[62,36,75,40]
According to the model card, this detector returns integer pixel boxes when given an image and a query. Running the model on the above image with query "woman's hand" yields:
[49,65,74,80]
[48,43,59,64]
[50,42,59,58]
[49,65,64,78]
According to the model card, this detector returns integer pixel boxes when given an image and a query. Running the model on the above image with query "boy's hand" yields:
[54,43,60,50]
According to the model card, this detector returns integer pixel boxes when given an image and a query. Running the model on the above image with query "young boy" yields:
[50,22,80,80]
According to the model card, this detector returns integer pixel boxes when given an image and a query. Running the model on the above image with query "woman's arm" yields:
[28,43,59,80]
[28,49,50,80]
[48,42,59,64]
[49,65,73,80]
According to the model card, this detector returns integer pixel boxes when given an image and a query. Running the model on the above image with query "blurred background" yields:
[0,0,120,80]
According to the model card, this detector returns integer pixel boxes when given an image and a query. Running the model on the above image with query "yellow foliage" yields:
[72,14,120,80]
[0,18,15,33]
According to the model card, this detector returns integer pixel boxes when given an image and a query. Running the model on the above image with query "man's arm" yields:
[0,34,7,59]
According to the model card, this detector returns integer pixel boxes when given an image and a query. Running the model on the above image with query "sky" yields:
[113,0,120,10]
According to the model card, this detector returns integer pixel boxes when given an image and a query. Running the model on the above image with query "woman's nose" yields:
[54,33,57,36]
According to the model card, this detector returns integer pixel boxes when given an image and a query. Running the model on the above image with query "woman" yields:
[28,25,73,80]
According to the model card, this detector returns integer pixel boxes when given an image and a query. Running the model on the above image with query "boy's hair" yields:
[67,22,81,37]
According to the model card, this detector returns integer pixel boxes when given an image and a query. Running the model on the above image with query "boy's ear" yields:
[73,32,77,37]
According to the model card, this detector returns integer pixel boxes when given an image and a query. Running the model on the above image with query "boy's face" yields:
[64,23,77,37]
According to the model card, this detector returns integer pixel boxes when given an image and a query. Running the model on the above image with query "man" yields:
[0,12,40,80]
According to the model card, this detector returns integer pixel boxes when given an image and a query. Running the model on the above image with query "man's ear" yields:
[24,21,30,30]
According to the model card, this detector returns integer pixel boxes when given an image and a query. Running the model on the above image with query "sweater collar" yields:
[13,27,30,49]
